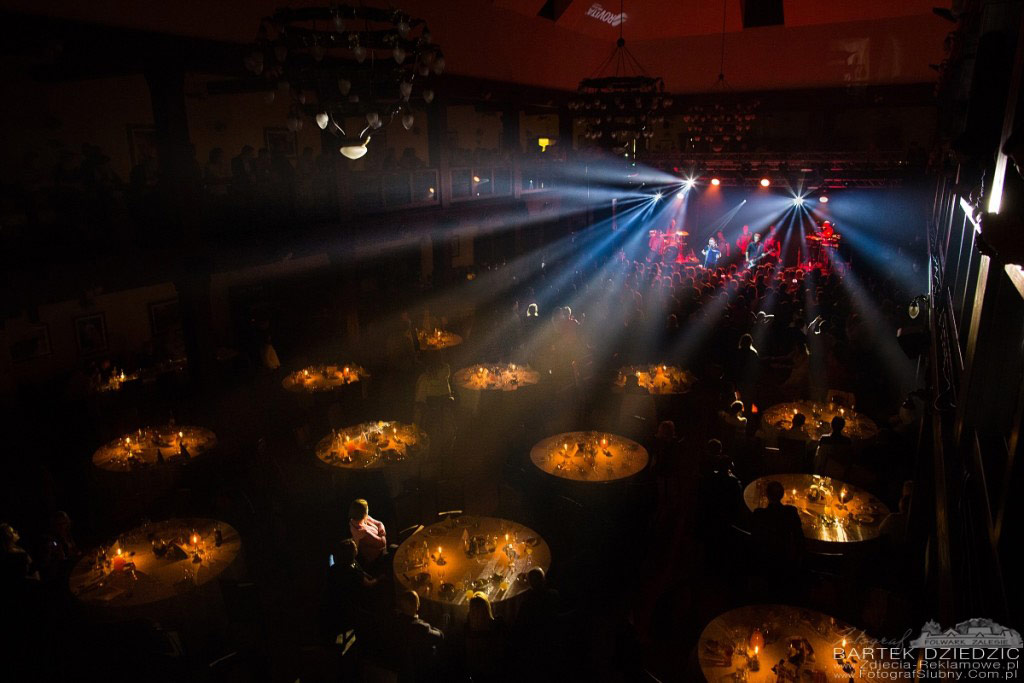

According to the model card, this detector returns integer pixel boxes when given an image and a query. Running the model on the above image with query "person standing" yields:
[745,232,764,268]
[701,237,722,269]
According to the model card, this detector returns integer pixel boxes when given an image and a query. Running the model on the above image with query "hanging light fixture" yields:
[571,0,672,158]
[248,5,444,159]
[340,138,371,160]
[679,0,759,154]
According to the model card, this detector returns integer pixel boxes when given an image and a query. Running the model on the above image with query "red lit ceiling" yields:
[0,0,951,92]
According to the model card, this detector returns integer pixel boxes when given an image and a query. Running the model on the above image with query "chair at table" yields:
[813,443,860,481]
[826,389,856,409]
[396,524,424,545]
[763,436,810,474]
[433,478,465,515]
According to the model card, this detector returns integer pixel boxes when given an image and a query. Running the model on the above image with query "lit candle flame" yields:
[754,646,759,656]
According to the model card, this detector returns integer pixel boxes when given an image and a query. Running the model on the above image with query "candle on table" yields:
[112,547,125,571]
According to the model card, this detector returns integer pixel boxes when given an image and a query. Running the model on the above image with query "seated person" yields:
[515,568,561,637]
[1,523,39,585]
[880,482,913,548]
[697,441,744,532]
[819,415,852,445]
[464,592,509,680]
[348,498,387,569]
[717,400,749,442]
[787,412,807,437]
[393,590,444,683]
[320,538,377,639]
[750,481,805,566]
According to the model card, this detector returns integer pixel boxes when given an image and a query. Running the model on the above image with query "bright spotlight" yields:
[684,177,696,190]
[819,195,829,203]
[793,196,804,206]
[710,177,721,186]
[653,192,662,201]
[759,177,771,188]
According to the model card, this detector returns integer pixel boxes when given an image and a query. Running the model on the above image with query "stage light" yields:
[819,195,829,203]
[683,177,696,190]
[653,192,662,201]
[793,196,804,206]
[710,177,721,186]
[759,178,770,187]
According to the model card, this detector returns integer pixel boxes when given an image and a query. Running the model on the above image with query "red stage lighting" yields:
[759,177,770,187]
[710,177,721,186]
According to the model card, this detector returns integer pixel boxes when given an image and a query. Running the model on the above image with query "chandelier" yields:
[569,1,673,157]
[680,100,759,153]
[246,5,445,159]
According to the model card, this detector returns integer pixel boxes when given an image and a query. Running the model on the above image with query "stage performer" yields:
[702,237,722,269]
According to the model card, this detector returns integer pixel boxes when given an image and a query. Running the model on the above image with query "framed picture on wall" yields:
[149,298,184,359]
[126,124,158,167]
[264,127,297,157]
[74,313,108,357]
[8,325,51,363]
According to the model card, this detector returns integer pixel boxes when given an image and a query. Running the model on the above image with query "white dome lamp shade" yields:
[340,137,371,160]
[315,112,330,130]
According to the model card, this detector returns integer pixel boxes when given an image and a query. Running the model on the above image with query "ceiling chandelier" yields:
[678,0,758,154]
[245,5,445,158]
[680,101,759,153]
[569,0,673,157]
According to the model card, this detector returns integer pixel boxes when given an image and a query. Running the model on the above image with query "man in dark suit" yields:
[393,590,444,683]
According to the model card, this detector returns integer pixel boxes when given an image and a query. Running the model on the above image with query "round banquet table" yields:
[454,363,540,392]
[698,604,881,682]
[761,400,879,441]
[530,432,649,483]
[281,363,369,393]
[743,474,890,544]
[314,420,428,470]
[393,515,550,624]
[69,518,241,611]
[453,363,540,414]
[416,328,463,351]
[613,364,695,395]
[92,425,218,472]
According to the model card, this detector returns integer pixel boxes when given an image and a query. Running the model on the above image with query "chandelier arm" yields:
[589,47,620,80]
[620,45,648,77]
